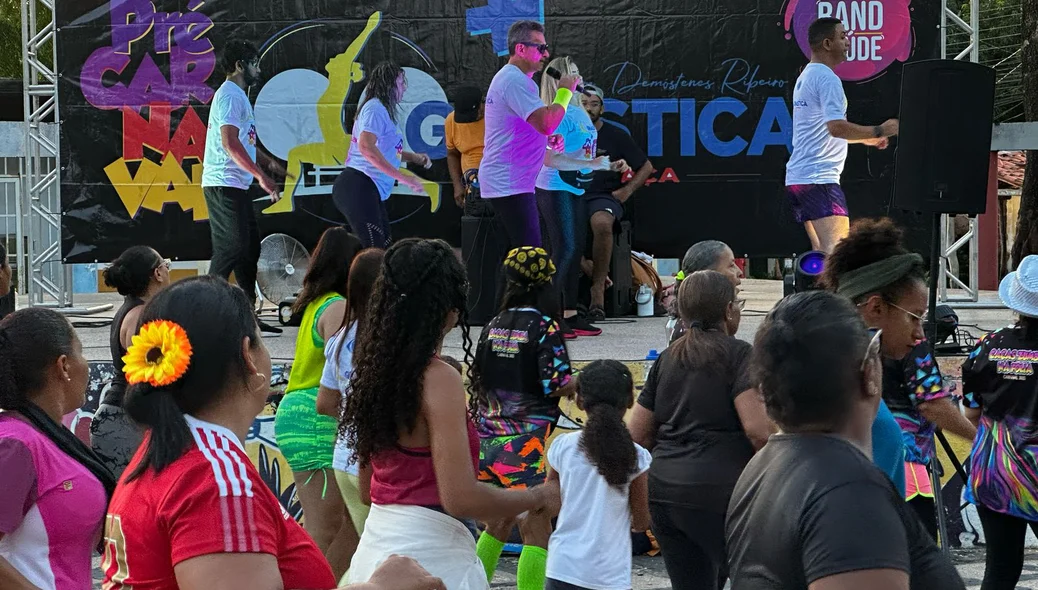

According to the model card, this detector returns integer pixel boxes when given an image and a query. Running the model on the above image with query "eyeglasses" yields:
[861,328,883,371]
[519,41,550,54]
[888,301,926,324]
[735,298,746,311]
[156,258,171,270]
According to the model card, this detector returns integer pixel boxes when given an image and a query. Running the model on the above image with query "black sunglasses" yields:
[519,41,550,53]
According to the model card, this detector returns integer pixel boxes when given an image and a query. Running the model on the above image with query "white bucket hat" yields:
[999,255,1038,318]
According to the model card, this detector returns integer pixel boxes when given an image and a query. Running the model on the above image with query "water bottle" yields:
[646,349,659,361]
[636,284,653,317]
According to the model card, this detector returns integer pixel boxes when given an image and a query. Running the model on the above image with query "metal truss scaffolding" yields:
[939,0,982,303]
[22,0,71,308]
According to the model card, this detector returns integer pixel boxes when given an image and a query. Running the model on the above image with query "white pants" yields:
[348,503,488,590]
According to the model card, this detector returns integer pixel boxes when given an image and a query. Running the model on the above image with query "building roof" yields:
[1000,151,1027,190]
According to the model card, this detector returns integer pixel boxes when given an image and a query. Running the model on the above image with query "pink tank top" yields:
[370,420,480,507]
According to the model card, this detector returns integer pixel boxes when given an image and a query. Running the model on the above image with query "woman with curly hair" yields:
[333,62,430,248]
[342,238,557,590]
[821,218,976,538]
[275,226,361,576]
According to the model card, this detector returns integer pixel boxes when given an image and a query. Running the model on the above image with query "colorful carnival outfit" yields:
[962,327,1038,522]
[881,339,951,535]
[474,307,573,489]
[275,292,343,476]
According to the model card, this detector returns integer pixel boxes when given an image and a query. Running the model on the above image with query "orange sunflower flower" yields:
[122,320,193,387]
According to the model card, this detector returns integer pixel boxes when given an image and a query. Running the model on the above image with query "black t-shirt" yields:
[726,434,964,590]
[637,338,755,513]
[472,307,573,437]
[587,122,649,195]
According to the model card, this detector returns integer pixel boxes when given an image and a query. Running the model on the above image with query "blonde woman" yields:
[536,56,628,339]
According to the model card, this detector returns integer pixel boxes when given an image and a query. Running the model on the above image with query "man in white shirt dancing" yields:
[786,17,899,253]
[202,40,283,333]
[480,20,579,250]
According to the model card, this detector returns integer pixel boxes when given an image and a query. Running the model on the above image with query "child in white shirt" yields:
[545,359,652,590]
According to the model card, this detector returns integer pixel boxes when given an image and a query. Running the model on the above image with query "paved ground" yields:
[43,279,1017,363]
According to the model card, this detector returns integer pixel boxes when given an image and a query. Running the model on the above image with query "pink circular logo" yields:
[783,0,914,82]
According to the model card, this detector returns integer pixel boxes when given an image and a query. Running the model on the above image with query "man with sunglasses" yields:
[202,39,283,334]
[480,20,579,275]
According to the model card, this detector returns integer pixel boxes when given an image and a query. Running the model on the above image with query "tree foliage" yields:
[1008,0,1037,262]
[0,0,54,80]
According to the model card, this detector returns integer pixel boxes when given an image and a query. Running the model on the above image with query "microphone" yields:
[545,66,592,96]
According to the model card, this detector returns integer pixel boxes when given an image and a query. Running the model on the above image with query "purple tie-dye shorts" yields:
[785,183,849,223]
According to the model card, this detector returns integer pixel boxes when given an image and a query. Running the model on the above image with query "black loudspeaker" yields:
[604,220,634,317]
[892,60,995,215]
[462,214,508,325]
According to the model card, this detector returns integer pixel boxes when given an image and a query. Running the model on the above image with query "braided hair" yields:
[359,62,405,124]
[342,238,477,466]
[0,308,117,498]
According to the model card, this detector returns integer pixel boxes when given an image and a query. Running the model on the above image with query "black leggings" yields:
[333,167,391,248]
[977,504,1038,590]
[908,495,939,541]
[536,188,587,312]
[649,502,728,590]
[489,193,542,310]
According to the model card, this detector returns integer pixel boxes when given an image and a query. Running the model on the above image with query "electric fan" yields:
[256,233,310,325]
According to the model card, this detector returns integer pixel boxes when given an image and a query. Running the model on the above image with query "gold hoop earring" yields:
[250,373,268,393]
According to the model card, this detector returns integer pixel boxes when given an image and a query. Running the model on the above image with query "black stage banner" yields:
[57,0,939,263]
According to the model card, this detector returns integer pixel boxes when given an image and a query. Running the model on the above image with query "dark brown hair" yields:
[820,217,926,305]
[676,270,735,369]
[293,227,363,313]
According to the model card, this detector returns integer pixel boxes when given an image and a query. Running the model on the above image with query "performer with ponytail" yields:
[333,62,430,249]
[0,308,116,589]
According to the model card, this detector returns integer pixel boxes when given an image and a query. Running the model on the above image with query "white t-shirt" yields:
[535,106,597,195]
[480,64,548,198]
[785,63,849,186]
[202,81,257,189]
[346,100,404,201]
[546,431,652,590]
[320,322,359,476]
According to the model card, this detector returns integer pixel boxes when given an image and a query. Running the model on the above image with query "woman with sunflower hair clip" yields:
[103,276,446,590]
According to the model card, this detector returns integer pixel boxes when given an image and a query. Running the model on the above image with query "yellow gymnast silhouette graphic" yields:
[264,11,440,215]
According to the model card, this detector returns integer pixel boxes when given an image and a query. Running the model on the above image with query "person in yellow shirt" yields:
[444,85,485,209]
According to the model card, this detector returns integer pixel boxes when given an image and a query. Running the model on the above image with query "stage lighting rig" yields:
[783,251,827,297]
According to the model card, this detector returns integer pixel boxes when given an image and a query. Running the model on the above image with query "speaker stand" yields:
[925,212,952,553]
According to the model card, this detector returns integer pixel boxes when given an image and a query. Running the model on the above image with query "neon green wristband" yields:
[553,88,573,109]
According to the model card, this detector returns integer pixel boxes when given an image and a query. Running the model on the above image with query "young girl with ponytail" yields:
[544,359,652,590]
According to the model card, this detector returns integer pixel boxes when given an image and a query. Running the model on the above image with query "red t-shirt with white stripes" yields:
[101,415,336,590]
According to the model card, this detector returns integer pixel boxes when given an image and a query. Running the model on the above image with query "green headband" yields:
[836,253,924,301]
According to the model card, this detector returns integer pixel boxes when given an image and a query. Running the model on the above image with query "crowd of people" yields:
[1,15,1037,590]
